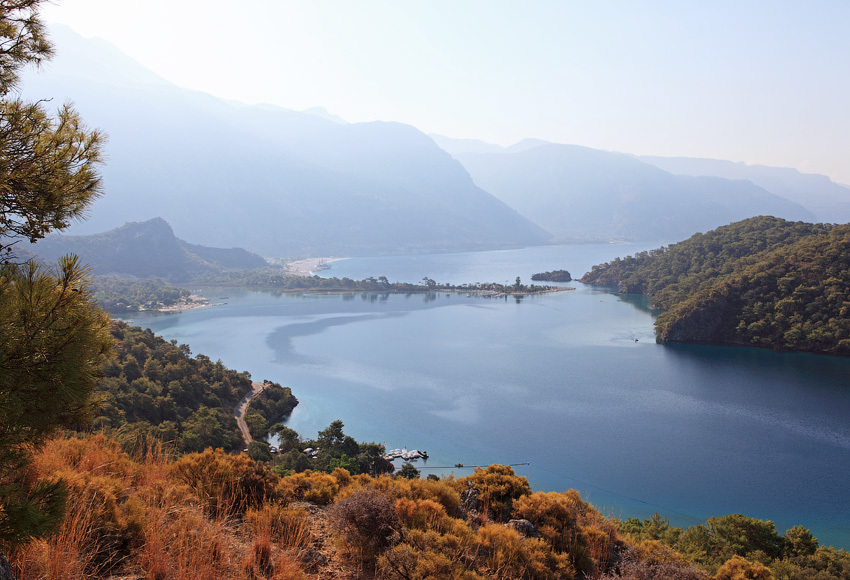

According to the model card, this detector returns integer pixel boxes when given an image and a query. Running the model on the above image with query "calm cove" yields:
[125,244,850,548]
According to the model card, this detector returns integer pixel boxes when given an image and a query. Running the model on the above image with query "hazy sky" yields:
[40,0,850,184]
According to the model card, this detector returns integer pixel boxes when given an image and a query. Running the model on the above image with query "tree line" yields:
[582,216,850,354]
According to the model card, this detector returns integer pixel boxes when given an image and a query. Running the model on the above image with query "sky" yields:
[39,0,850,184]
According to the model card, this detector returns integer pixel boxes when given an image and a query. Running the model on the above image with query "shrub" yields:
[714,555,774,580]
[457,465,531,523]
[475,522,574,580]
[329,487,400,564]
[171,448,279,516]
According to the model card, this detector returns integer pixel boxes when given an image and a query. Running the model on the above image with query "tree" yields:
[0,257,111,548]
[397,462,420,480]
[0,1,108,552]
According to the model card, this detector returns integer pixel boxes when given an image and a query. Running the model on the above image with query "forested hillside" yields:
[581,217,850,354]
[94,322,297,453]
[30,217,267,281]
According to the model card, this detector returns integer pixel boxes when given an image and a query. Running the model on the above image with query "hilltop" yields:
[28,217,267,281]
[581,216,850,354]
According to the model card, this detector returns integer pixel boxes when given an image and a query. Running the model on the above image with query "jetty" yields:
[383,447,428,461]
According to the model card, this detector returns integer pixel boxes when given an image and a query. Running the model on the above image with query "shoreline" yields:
[283,256,346,277]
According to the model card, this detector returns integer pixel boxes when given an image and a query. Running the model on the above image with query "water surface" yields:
[128,244,850,548]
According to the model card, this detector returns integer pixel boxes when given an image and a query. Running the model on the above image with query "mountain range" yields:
[17,26,849,257]
[445,140,815,242]
[18,26,550,257]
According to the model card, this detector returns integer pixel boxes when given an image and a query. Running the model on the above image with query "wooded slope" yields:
[581,217,850,354]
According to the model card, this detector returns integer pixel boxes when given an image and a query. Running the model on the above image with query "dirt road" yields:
[235,381,266,447]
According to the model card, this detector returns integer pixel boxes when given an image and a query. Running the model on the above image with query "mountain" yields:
[18,26,551,257]
[29,218,267,281]
[452,143,816,242]
[639,155,850,224]
[581,216,850,355]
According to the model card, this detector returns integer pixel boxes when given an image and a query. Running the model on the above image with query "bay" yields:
[126,243,850,549]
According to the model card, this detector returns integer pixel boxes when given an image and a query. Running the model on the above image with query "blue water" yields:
[127,244,850,548]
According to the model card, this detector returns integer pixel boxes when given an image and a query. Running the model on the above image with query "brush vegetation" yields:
[581,217,850,354]
[9,435,849,580]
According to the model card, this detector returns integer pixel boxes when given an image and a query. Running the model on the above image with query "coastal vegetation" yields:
[90,276,192,313]
[93,322,297,454]
[531,270,572,282]
[581,217,850,354]
[11,435,850,580]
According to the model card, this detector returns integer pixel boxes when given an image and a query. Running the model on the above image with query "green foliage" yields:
[245,381,298,440]
[620,514,850,580]
[531,270,572,282]
[89,276,190,313]
[707,514,783,560]
[0,258,111,549]
[247,441,273,462]
[582,217,850,354]
[398,463,421,480]
[92,322,261,453]
[0,1,108,549]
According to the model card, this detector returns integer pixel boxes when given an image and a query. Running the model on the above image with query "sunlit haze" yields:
[40,0,850,184]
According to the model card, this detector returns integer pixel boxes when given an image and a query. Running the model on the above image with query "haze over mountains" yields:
[437,136,819,242]
[20,26,848,257]
[21,26,550,257]
[638,156,850,224]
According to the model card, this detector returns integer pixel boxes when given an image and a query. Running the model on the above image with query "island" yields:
[531,269,572,282]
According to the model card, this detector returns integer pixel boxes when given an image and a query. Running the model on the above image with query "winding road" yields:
[235,381,266,448]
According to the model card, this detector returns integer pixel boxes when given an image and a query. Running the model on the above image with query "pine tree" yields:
[0,1,110,552]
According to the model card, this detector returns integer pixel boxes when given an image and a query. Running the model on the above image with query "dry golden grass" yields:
[10,433,690,580]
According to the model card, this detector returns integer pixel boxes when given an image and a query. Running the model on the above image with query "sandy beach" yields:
[283,257,345,277]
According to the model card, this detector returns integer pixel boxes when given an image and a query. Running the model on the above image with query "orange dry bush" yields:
[475,522,574,580]
[171,447,280,516]
[138,503,239,580]
[396,497,449,531]
[513,491,581,552]
[513,490,620,578]
[457,465,532,523]
[22,434,149,572]
[14,494,100,580]
[270,551,308,580]
[406,476,461,515]
[379,521,480,580]
[713,555,774,580]
[244,503,312,549]
[278,469,351,505]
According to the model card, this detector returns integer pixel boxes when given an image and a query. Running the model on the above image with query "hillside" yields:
[95,322,297,455]
[29,217,268,281]
[18,26,552,257]
[640,155,850,224]
[453,144,816,243]
[16,434,849,580]
[581,217,850,354]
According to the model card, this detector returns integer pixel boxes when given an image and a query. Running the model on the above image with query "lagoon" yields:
[126,244,850,548]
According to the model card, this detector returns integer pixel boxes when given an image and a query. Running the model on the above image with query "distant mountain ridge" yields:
[452,143,816,242]
[638,155,850,224]
[30,218,267,281]
[19,26,551,257]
